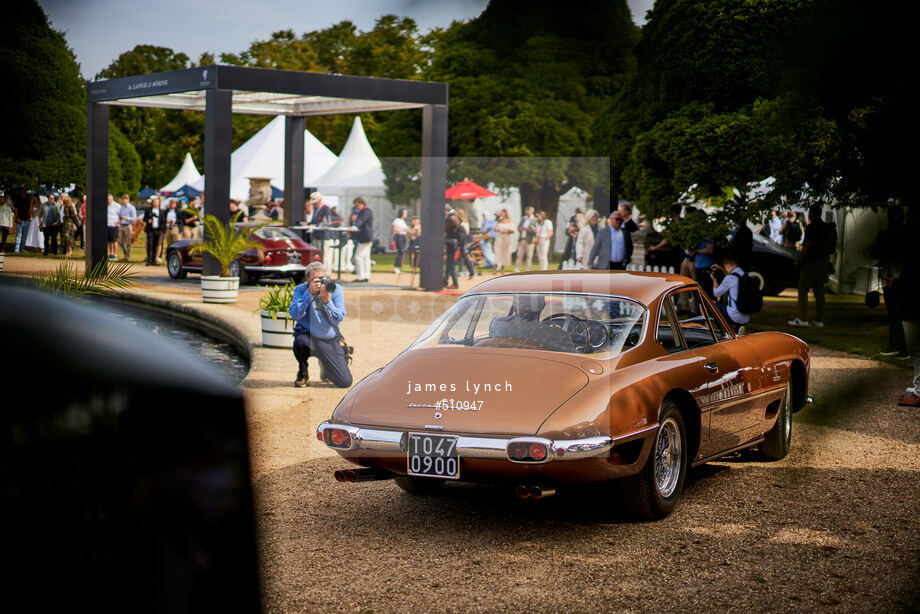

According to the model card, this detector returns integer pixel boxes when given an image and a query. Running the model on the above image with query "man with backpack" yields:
[711,254,761,334]
[788,204,836,327]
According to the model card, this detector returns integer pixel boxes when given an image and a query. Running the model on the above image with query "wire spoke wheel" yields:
[654,417,682,498]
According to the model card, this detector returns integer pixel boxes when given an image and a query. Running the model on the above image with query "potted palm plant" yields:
[190,212,260,303]
[258,279,296,348]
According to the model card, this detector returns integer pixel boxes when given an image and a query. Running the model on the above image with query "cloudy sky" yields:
[40,0,655,79]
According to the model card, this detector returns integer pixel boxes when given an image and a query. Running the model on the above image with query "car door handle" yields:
[704,362,719,373]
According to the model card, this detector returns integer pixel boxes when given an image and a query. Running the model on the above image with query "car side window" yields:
[669,290,716,349]
[703,298,732,341]
[657,299,684,353]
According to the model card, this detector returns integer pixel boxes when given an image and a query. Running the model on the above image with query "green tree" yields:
[108,125,142,196]
[0,0,86,190]
[377,0,637,222]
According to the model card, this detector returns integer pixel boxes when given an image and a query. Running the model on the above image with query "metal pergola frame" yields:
[86,65,448,289]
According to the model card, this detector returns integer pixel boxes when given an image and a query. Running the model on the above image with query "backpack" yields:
[731,270,763,315]
[784,220,801,243]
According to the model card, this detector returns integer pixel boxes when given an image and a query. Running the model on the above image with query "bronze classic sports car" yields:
[166,224,321,284]
[318,271,810,518]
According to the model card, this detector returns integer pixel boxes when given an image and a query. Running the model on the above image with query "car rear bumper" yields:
[244,264,307,273]
[316,421,657,463]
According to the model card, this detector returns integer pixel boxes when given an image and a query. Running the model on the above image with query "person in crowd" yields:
[41,194,60,256]
[0,194,14,252]
[895,209,920,406]
[163,198,180,256]
[727,213,753,270]
[407,216,421,270]
[13,189,31,253]
[308,192,332,251]
[710,254,749,334]
[456,209,477,277]
[116,194,137,260]
[78,194,87,249]
[290,261,353,389]
[558,209,580,269]
[788,204,834,327]
[229,199,248,223]
[143,196,164,266]
[646,204,684,271]
[468,197,484,235]
[443,206,462,288]
[533,210,554,271]
[694,230,717,298]
[479,212,496,269]
[59,195,78,258]
[25,194,44,252]
[303,195,315,226]
[794,212,806,249]
[106,193,119,260]
[329,206,342,227]
[618,202,640,234]
[781,211,802,249]
[575,210,599,269]
[391,207,410,274]
[768,210,784,244]
[871,206,909,358]
[514,206,537,272]
[492,209,516,275]
[350,196,373,282]
[588,211,632,270]
[181,198,199,239]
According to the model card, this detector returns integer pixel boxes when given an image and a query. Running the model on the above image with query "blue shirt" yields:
[694,241,715,269]
[609,227,626,263]
[118,204,137,225]
[289,282,346,340]
[713,267,750,325]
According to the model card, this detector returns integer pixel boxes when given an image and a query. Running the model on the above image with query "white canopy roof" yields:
[191,115,338,201]
[160,152,202,192]
[313,116,385,193]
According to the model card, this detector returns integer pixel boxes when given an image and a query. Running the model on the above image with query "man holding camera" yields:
[290,262,353,388]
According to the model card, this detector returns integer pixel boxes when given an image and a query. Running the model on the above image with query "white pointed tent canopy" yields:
[314,116,391,242]
[159,152,202,193]
[190,115,337,202]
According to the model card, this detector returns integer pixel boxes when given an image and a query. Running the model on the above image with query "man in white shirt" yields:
[768,210,783,244]
[533,210,554,270]
[116,194,137,261]
[106,193,120,260]
[514,206,537,272]
[710,255,750,332]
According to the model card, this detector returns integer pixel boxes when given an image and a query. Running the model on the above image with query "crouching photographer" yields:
[290,262,354,388]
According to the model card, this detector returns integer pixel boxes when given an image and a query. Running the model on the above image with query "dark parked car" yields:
[746,233,798,295]
[166,224,321,284]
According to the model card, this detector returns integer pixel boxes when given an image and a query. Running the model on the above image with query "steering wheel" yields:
[541,313,591,353]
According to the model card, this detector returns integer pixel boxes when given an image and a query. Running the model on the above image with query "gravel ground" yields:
[4,257,918,612]
[254,346,920,612]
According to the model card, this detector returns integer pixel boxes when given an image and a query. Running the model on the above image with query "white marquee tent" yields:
[159,152,202,193]
[190,115,337,202]
[314,116,392,243]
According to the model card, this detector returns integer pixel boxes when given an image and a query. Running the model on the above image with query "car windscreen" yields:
[254,226,300,240]
[408,293,646,355]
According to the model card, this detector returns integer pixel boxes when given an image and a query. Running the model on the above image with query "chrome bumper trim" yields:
[317,422,657,462]
[244,264,307,272]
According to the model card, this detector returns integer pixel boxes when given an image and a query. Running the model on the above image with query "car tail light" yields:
[324,428,351,449]
[316,431,323,441]
[264,253,273,264]
[508,442,528,460]
[312,253,321,262]
[529,443,547,461]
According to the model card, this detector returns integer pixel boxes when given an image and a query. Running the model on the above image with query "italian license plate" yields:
[407,433,460,479]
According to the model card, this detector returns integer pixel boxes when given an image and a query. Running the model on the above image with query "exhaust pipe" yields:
[515,485,556,500]
[334,468,394,483]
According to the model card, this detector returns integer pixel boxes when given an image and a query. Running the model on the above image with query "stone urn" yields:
[247,177,273,222]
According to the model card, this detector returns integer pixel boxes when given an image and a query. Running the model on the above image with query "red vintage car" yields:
[318,271,811,519]
[165,224,321,284]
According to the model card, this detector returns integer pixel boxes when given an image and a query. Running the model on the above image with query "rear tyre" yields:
[623,402,688,519]
[760,381,792,460]
[166,251,187,279]
[394,476,444,494]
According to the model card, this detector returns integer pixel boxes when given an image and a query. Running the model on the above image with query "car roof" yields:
[466,271,693,306]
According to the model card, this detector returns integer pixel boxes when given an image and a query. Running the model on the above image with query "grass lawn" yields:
[369,250,565,273]
[747,292,910,369]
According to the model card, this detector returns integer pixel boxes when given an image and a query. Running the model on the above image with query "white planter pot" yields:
[260,310,294,348]
[201,275,239,303]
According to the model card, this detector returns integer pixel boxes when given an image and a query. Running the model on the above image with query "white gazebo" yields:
[159,152,202,193]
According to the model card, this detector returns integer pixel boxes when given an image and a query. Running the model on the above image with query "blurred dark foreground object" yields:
[0,283,260,613]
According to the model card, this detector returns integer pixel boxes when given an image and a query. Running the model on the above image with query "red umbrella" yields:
[445,178,496,200]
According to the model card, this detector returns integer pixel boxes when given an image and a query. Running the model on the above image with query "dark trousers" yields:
[43,225,59,255]
[293,332,353,388]
[145,230,162,265]
[884,285,907,353]
[0,226,9,252]
[609,261,626,270]
[443,240,458,286]
[797,260,827,322]
[394,233,407,269]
